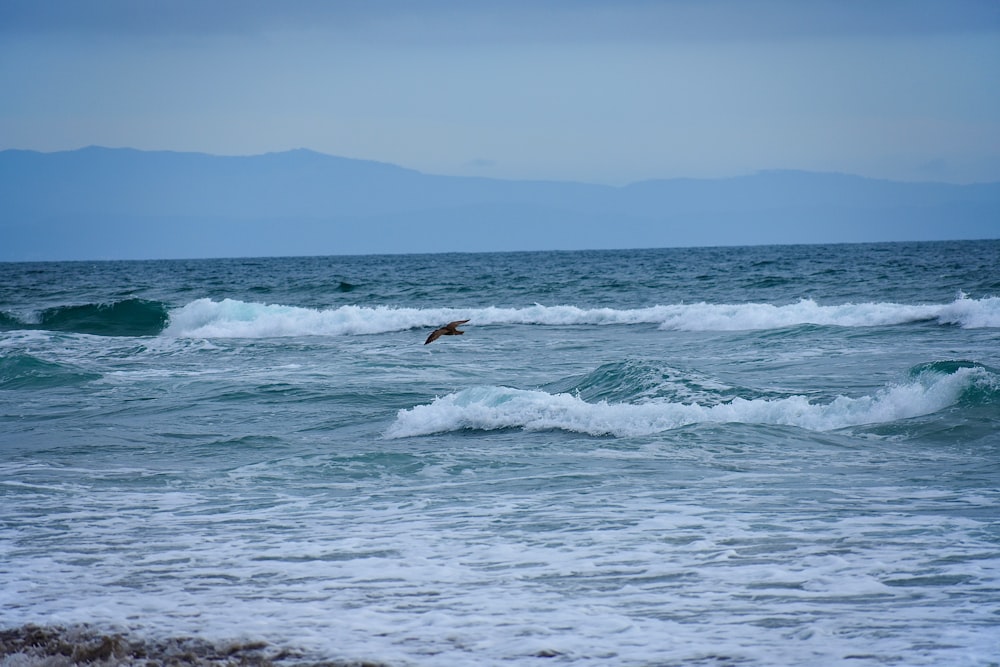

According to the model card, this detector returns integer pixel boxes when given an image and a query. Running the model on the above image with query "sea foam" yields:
[386,363,996,438]
[163,298,447,338]
[163,295,1000,338]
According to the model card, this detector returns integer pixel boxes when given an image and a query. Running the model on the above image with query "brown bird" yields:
[424,319,470,345]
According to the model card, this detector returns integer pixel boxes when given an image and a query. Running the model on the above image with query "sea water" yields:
[1,241,998,666]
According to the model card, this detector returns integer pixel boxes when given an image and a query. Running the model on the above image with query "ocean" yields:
[1,240,998,666]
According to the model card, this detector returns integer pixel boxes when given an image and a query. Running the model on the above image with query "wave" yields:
[652,295,1000,330]
[162,295,1000,338]
[3,295,994,340]
[0,311,22,331]
[908,360,1000,407]
[0,299,169,337]
[163,298,449,338]
[386,361,999,438]
[543,359,773,405]
[0,353,101,390]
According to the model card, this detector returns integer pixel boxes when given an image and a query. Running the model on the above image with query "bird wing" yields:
[424,328,445,345]
[445,319,470,330]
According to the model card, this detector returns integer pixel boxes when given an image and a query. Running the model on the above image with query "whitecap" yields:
[386,364,992,438]
[163,295,1000,339]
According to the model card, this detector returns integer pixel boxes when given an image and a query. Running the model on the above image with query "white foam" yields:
[386,365,987,438]
[935,293,1000,328]
[163,298,453,338]
[163,296,1000,338]
[651,294,1000,330]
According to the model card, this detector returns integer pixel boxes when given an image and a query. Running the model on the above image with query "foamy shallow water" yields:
[3,420,998,666]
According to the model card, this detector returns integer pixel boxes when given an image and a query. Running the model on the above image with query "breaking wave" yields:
[163,298,440,338]
[162,295,1000,338]
[386,361,999,438]
[5,295,993,340]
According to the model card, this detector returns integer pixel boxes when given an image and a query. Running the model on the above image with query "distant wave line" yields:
[161,295,1000,338]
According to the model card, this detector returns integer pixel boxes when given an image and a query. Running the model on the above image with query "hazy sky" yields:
[2,0,999,185]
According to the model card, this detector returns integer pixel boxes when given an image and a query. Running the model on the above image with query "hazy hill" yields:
[2,147,997,260]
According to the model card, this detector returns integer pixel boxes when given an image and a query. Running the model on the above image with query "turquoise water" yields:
[2,241,999,665]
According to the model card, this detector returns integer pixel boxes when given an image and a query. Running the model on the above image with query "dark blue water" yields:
[2,241,999,665]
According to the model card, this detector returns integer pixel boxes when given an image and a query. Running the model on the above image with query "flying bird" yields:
[424,319,470,345]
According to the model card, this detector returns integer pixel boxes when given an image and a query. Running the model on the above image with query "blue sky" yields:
[2,0,999,185]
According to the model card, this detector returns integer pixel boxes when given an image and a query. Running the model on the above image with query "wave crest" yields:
[386,362,998,438]
[652,295,999,330]
[162,295,1000,338]
[544,359,764,405]
[163,298,460,338]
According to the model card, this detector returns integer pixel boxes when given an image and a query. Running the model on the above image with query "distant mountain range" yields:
[2,146,998,261]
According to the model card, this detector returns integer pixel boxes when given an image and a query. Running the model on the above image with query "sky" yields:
[1,0,999,186]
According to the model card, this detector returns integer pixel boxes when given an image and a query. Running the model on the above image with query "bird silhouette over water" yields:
[424,319,470,345]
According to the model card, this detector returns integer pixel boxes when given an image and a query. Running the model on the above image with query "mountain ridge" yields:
[2,147,997,261]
